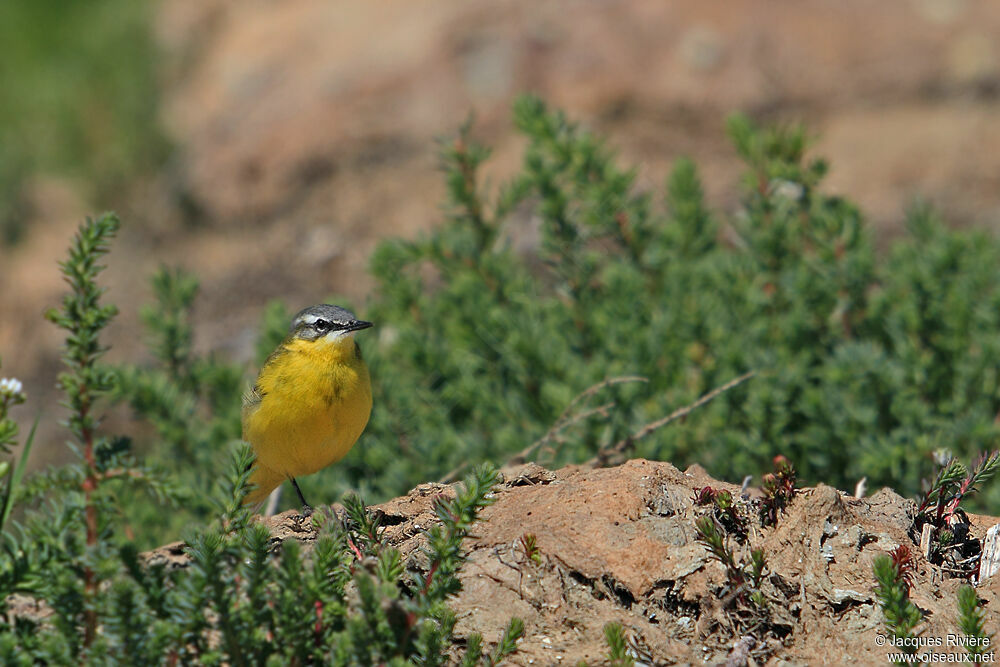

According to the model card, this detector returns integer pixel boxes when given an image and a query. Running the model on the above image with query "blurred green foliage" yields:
[0,0,167,243]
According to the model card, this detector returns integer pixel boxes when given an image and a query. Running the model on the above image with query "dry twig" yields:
[442,376,649,483]
[586,371,756,469]
[503,375,648,468]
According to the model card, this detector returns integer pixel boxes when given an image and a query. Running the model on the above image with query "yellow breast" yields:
[242,335,372,484]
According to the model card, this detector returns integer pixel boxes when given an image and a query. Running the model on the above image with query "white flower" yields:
[932,448,954,468]
[0,377,24,398]
[769,179,805,202]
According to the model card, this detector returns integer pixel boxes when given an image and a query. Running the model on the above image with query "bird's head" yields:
[290,304,372,348]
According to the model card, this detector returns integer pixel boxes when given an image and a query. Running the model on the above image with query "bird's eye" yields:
[313,319,330,332]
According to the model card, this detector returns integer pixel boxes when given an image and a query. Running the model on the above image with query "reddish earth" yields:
[141,459,999,665]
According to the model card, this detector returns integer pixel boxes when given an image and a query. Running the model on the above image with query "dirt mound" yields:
[145,458,1000,665]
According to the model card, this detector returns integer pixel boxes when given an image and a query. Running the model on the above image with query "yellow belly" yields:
[242,337,371,500]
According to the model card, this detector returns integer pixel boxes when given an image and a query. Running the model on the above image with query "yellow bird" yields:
[242,304,373,510]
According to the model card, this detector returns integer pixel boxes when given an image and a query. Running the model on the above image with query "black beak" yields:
[347,320,373,332]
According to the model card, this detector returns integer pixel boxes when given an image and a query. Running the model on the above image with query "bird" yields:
[241,304,373,511]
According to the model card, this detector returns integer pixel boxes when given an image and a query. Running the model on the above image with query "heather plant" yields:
[917,450,1000,532]
[956,585,991,659]
[759,455,797,527]
[692,485,747,541]
[694,515,769,626]
[873,546,922,659]
[875,549,994,663]
[603,622,635,667]
[910,449,1000,578]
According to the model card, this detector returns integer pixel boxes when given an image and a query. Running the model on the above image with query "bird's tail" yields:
[244,464,286,505]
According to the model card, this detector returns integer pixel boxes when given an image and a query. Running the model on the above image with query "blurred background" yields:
[3,0,1000,505]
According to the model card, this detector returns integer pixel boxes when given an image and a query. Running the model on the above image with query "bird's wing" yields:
[242,342,292,412]
[242,384,263,411]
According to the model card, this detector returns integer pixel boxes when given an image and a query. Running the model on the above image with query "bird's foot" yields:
[290,504,316,533]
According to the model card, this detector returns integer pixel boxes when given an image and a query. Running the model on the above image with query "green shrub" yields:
[301,97,1000,514]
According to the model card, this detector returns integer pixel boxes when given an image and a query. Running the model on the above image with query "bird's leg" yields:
[290,478,313,517]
